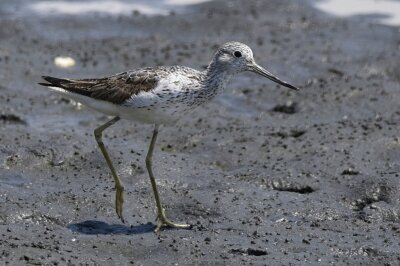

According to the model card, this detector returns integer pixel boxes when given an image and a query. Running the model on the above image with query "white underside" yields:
[48,86,179,125]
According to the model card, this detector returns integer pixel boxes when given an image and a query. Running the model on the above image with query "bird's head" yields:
[212,41,298,91]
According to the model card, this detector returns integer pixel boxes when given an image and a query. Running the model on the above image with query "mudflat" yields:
[1,0,399,264]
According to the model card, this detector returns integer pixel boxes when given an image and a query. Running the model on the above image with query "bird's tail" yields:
[38,76,70,88]
[38,76,95,97]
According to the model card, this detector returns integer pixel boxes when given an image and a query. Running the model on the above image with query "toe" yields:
[115,191,124,223]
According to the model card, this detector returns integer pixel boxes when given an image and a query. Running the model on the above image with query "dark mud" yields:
[1,0,400,264]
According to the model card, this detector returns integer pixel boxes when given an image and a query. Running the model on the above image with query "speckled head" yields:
[212,41,299,91]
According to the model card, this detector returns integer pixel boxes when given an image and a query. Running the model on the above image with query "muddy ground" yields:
[1,0,400,265]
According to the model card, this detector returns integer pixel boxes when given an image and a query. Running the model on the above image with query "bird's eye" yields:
[234,51,242,58]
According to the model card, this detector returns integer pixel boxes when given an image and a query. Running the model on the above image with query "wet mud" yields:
[1,0,400,264]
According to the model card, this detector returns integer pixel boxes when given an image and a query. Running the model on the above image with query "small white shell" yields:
[54,56,75,68]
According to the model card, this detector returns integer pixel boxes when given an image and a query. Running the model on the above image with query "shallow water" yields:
[314,0,400,26]
[22,0,212,17]
[12,0,400,27]
[2,0,398,47]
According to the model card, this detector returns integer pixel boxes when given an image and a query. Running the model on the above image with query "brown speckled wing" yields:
[40,68,162,104]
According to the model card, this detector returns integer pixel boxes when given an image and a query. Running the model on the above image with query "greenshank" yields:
[39,41,298,232]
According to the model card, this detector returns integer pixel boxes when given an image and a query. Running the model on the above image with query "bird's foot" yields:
[155,209,191,232]
[115,185,125,223]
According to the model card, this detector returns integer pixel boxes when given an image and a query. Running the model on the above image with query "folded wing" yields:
[39,68,162,104]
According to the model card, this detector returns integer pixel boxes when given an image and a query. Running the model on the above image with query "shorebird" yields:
[39,41,298,232]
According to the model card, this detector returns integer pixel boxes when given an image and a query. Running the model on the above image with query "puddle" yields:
[28,0,212,17]
[0,172,28,188]
[314,0,400,26]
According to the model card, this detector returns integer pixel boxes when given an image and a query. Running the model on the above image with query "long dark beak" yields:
[250,63,299,91]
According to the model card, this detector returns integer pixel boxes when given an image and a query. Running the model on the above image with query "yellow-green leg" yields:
[146,124,191,232]
[94,116,125,223]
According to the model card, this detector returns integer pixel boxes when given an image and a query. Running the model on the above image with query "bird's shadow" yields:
[67,220,155,235]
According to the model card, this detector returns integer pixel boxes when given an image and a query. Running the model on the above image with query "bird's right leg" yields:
[94,116,125,222]
[145,124,191,232]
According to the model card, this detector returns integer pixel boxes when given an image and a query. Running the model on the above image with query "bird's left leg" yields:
[145,124,191,232]
[94,116,125,222]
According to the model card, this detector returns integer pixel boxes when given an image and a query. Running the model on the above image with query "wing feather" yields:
[40,68,163,104]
